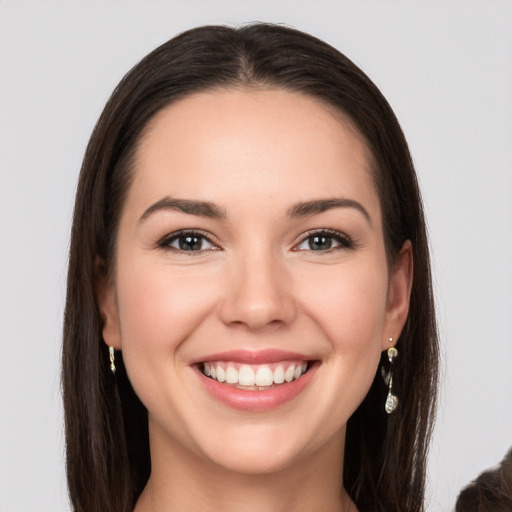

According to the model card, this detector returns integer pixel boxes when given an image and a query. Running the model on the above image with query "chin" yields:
[193,421,324,476]
[206,443,303,476]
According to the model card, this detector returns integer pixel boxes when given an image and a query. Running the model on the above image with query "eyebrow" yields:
[139,196,227,222]
[285,198,371,224]
[139,196,371,224]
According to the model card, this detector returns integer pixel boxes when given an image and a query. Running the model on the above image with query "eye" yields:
[159,231,217,253]
[294,230,353,252]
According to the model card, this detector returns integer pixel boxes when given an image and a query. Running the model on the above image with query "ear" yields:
[381,240,413,350]
[95,257,122,350]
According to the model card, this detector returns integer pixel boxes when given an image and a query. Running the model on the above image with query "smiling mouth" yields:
[200,360,310,391]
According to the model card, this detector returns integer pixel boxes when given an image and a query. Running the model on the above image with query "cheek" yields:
[296,259,389,345]
[115,258,219,355]
[113,259,221,433]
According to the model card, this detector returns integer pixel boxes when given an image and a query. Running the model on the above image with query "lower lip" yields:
[196,363,318,412]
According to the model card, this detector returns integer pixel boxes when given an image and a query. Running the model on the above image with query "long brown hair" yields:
[63,23,438,512]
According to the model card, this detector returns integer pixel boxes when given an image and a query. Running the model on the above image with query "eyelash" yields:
[157,229,355,254]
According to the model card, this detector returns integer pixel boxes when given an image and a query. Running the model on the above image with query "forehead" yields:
[128,88,378,216]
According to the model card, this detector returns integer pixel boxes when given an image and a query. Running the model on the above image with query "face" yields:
[99,89,412,476]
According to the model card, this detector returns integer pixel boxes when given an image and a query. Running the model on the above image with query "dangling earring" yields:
[382,338,398,414]
[109,346,116,375]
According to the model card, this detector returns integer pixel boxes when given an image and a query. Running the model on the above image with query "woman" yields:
[62,23,438,512]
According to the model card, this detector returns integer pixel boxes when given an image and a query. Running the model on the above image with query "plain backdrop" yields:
[0,1,511,511]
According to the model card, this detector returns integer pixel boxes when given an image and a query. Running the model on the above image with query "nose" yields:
[219,251,296,331]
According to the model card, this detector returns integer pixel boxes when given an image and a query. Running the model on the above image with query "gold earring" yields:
[384,340,398,414]
[109,346,116,375]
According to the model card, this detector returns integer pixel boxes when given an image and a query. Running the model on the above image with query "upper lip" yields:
[190,349,312,365]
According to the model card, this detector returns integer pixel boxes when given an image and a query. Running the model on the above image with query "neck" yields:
[134,419,357,512]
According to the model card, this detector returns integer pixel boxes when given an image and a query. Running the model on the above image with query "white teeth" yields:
[284,366,295,382]
[273,365,285,384]
[239,365,256,386]
[216,367,226,383]
[203,361,309,388]
[225,366,238,384]
[255,366,274,387]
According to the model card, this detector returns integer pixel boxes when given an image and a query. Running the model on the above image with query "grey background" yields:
[1,1,511,511]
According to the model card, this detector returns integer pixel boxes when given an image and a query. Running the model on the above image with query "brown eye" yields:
[177,234,203,251]
[160,231,216,252]
[307,234,333,251]
[295,230,353,252]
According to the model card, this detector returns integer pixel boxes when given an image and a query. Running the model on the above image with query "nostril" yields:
[218,272,297,329]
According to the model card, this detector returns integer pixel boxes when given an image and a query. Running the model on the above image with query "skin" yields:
[98,88,413,512]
